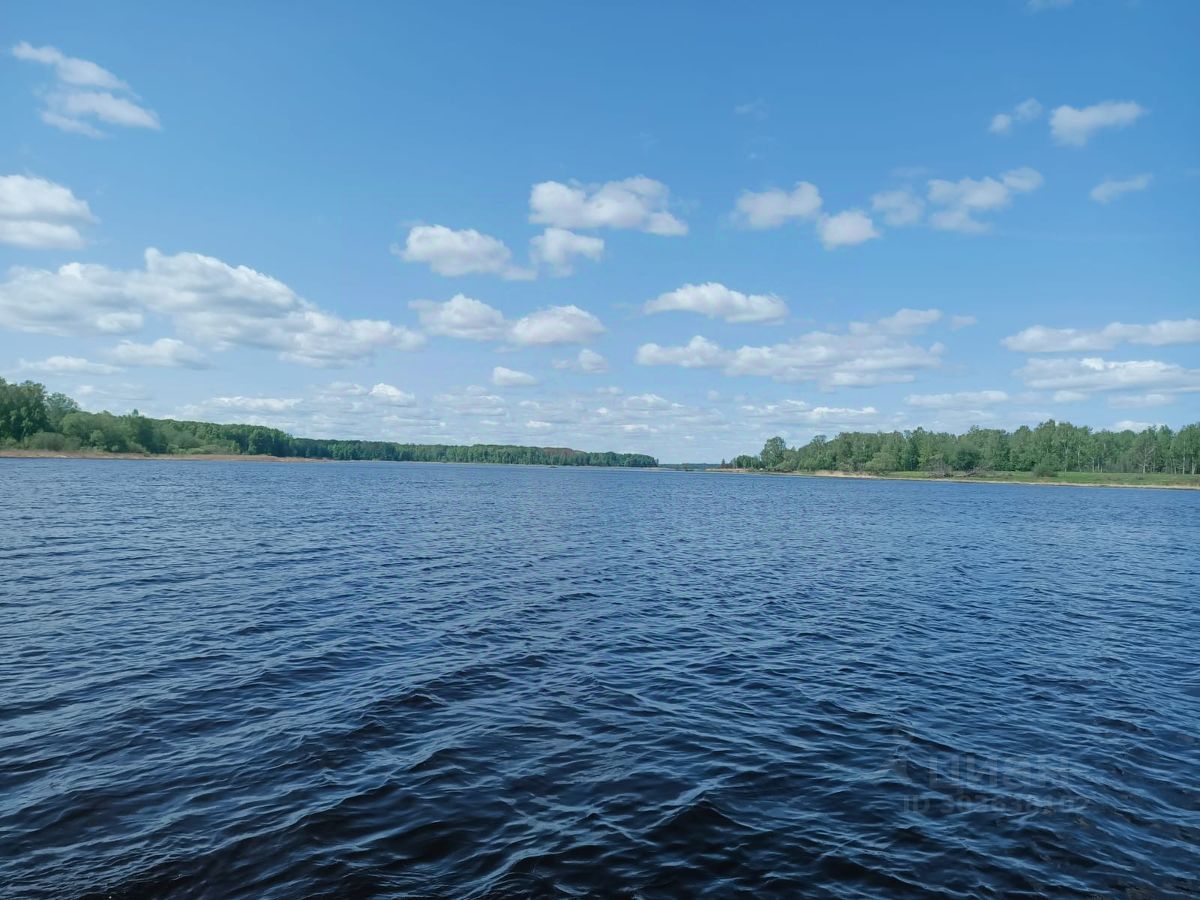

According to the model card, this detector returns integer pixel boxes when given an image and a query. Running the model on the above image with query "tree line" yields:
[0,378,659,468]
[728,419,1200,476]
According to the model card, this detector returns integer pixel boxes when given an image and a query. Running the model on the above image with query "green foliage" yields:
[1032,459,1057,478]
[0,378,50,442]
[0,380,659,467]
[734,420,1200,477]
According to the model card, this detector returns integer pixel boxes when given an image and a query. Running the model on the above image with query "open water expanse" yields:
[1,459,1198,898]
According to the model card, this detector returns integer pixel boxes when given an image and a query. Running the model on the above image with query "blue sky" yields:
[1,0,1197,461]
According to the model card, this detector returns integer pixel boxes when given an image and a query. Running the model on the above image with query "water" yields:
[1,459,1198,898]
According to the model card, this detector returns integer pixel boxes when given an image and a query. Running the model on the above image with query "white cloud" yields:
[369,383,417,405]
[18,355,120,375]
[989,98,1043,134]
[409,294,507,340]
[871,188,923,226]
[529,227,604,276]
[740,399,885,428]
[492,366,538,387]
[1015,98,1044,120]
[509,305,604,345]
[526,420,554,431]
[529,176,687,235]
[905,390,1009,409]
[951,315,978,329]
[12,42,160,136]
[989,114,1013,136]
[1016,357,1200,393]
[636,335,728,369]
[1003,319,1200,352]
[1090,173,1152,204]
[576,348,608,373]
[868,308,942,334]
[817,209,880,249]
[1050,101,1147,147]
[0,175,97,248]
[409,296,603,346]
[733,182,822,229]
[394,225,533,280]
[637,310,944,386]
[109,337,209,368]
[927,167,1042,233]
[644,282,787,323]
[0,248,424,366]
[208,396,302,414]
[554,348,609,373]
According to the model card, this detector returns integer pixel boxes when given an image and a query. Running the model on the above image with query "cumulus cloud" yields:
[394,225,533,280]
[0,248,424,366]
[871,188,923,227]
[12,42,160,136]
[644,282,787,323]
[1090,174,1152,204]
[492,366,538,387]
[636,336,728,370]
[1050,101,1147,147]
[409,294,507,340]
[950,315,978,329]
[733,182,822,229]
[1016,357,1200,393]
[369,383,417,405]
[817,209,880,248]
[18,355,120,375]
[1002,319,1200,352]
[529,227,604,276]
[637,309,945,386]
[989,98,1043,135]
[0,175,97,248]
[408,295,603,346]
[553,348,609,373]
[926,167,1043,233]
[509,305,604,345]
[109,337,210,368]
[529,176,687,235]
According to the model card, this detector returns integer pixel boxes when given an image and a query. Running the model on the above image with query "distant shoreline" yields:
[706,467,1200,491]
[5,451,1198,488]
[0,449,324,463]
[0,450,656,469]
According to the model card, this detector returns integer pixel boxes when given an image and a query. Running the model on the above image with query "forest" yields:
[729,419,1200,477]
[0,379,659,468]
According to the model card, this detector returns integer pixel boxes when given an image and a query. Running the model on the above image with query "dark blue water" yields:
[2,460,1198,898]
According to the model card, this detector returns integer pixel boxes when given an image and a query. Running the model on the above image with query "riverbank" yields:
[708,467,1200,490]
[0,449,328,463]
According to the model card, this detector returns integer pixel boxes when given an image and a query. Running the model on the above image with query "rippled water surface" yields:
[2,460,1199,898]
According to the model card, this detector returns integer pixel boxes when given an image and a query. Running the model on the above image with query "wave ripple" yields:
[2,460,1199,897]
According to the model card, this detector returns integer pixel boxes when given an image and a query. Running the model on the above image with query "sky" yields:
[1,1,1197,462]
